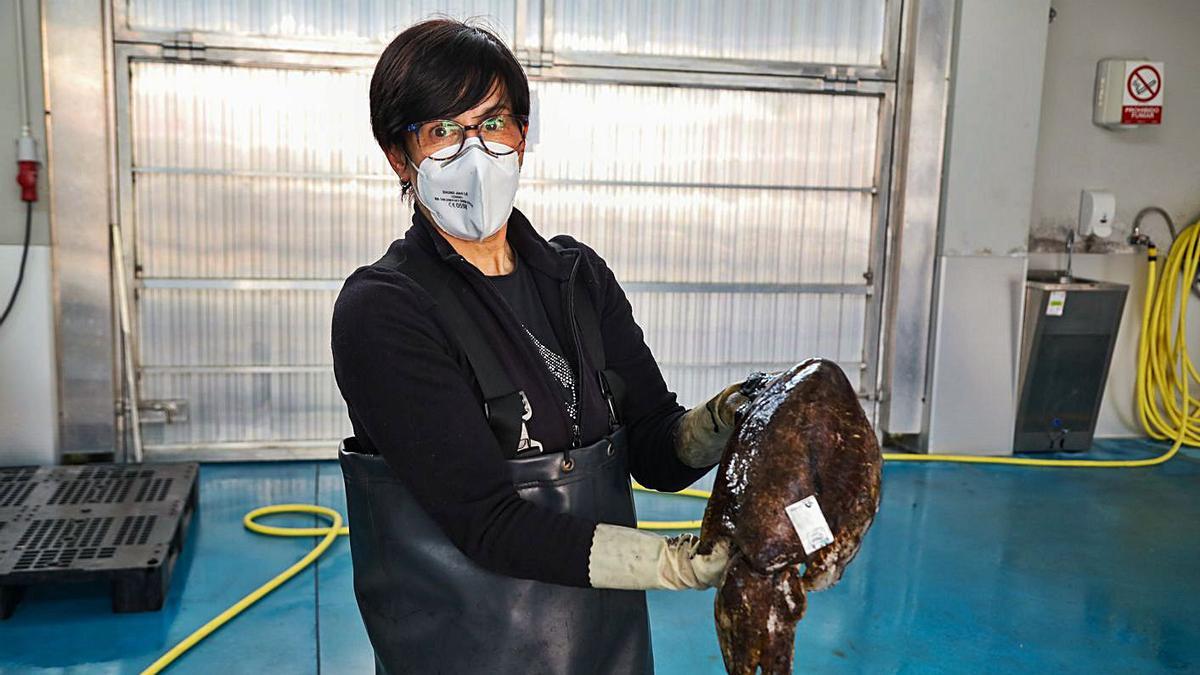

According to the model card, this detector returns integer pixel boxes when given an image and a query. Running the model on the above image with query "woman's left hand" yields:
[674,376,772,468]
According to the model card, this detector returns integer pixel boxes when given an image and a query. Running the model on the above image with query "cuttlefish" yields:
[698,358,883,675]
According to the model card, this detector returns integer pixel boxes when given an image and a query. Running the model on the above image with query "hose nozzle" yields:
[1128,227,1154,250]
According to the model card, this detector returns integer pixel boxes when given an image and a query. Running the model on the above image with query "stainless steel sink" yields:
[1026,269,1127,291]
[1016,270,1129,452]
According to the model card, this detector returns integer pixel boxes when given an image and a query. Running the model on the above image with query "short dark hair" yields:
[370,19,530,155]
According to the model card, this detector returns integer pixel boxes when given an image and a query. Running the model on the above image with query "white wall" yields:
[923,0,1051,454]
[1027,0,1200,437]
[1,0,57,465]
[1,0,48,248]
[1031,0,1200,240]
[0,247,58,464]
[941,0,1051,258]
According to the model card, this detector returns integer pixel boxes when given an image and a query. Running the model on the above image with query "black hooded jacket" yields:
[331,207,713,587]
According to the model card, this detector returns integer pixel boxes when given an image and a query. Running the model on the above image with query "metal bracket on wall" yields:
[516,50,552,75]
[137,399,190,425]
[161,32,206,61]
[823,69,862,92]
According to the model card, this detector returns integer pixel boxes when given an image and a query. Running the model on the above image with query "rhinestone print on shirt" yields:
[522,325,578,424]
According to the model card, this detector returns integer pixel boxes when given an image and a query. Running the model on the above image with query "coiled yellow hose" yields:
[1137,222,1200,449]
[142,224,1198,673]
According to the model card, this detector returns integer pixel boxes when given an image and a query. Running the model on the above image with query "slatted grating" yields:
[0,463,197,618]
[42,468,175,506]
[0,468,37,509]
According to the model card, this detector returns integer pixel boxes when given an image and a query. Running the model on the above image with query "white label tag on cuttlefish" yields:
[785,495,835,555]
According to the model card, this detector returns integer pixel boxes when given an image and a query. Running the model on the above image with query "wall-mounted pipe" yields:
[12,0,39,203]
[13,0,31,133]
[1132,204,1200,302]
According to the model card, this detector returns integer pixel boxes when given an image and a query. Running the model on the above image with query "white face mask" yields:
[412,138,521,242]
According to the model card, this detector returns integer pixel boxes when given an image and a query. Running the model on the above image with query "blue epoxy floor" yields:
[2,440,1199,674]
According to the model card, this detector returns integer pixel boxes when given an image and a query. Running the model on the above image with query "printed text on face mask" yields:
[435,189,472,210]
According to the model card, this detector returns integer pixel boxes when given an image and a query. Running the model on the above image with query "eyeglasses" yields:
[404,114,529,161]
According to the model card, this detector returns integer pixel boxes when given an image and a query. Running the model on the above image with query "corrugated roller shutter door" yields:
[123,1,891,456]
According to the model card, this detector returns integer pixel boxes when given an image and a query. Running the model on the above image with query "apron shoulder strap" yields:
[385,244,525,455]
[547,239,627,423]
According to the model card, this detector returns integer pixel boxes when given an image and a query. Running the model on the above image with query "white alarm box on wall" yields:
[1094,59,1164,129]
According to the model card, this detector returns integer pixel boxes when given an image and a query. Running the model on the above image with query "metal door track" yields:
[0,463,198,619]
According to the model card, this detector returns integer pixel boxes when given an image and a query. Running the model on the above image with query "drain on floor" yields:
[0,463,198,619]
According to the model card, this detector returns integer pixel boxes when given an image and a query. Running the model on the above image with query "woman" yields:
[332,19,763,674]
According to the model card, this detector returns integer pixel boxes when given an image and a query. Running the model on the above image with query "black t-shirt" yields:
[486,253,578,428]
[486,253,563,354]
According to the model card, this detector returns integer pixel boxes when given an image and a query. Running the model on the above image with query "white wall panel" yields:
[526,82,879,187]
[131,63,382,174]
[128,0,517,44]
[519,186,873,285]
[134,174,399,279]
[140,371,347,445]
[0,247,59,466]
[138,288,339,367]
[926,255,1028,454]
[627,291,865,369]
[554,0,888,66]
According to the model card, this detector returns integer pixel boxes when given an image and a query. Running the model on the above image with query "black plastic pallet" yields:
[0,462,198,619]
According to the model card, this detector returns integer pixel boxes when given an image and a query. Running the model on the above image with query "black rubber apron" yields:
[337,242,652,674]
[340,427,651,674]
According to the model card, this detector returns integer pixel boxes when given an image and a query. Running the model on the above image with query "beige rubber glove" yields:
[675,381,750,469]
[588,524,731,590]
[676,370,788,468]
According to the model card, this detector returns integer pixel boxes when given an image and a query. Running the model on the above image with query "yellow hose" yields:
[137,492,709,674]
[139,505,345,675]
[1137,223,1200,449]
[633,483,711,529]
[142,223,1199,672]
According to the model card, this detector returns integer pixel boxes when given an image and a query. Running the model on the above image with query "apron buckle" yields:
[597,371,620,429]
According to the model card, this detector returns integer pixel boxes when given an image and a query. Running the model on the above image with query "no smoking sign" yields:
[1121,61,1164,124]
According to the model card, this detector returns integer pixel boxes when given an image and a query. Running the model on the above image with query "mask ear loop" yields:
[399,145,419,197]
